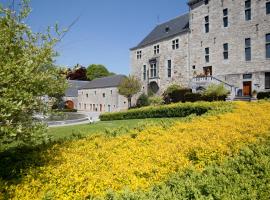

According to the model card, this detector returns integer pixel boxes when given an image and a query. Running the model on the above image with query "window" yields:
[103,93,105,98]
[245,0,251,21]
[245,38,251,61]
[205,0,209,5]
[86,93,89,98]
[111,90,113,95]
[150,63,157,78]
[223,43,229,60]
[154,45,159,54]
[266,2,270,14]
[192,65,196,70]
[265,72,270,89]
[243,74,252,79]
[167,60,172,78]
[94,91,96,95]
[266,33,270,58]
[223,9,228,27]
[172,39,179,50]
[136,51,142,59]
[205,16,209,33]
[143,65,147,80]
[205,47,210,63]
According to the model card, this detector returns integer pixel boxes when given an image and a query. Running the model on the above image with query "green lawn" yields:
[47,118,182,141]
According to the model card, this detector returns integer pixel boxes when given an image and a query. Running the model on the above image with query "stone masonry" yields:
[131,0,270,97]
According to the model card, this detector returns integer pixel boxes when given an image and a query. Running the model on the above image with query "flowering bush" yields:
[1,101,270,199]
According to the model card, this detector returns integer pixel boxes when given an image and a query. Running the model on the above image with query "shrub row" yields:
[257,92,270,99]
[100,102,214,121]
[184,92,227,102]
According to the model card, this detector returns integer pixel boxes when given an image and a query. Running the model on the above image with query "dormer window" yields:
[165,26,170,33]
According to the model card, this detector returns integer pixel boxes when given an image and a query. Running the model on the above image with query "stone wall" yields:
[131,33,190,95]
[189,0,270,92]
[131,0,270,96]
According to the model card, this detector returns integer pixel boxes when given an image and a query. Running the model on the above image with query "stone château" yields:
[131,0,270,98]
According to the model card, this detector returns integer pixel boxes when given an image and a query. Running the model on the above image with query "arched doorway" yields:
[65,100,74,110]
[148,81,159,95]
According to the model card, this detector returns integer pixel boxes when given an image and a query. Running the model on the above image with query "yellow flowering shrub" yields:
[3,101,270,200]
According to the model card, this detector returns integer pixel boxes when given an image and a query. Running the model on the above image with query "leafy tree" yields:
[66,65,87,80]
[118,75,141,108]
[0,1,67,148]
[86,64,112,81]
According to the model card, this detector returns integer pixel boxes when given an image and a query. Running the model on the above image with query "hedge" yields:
[184,92,227,102]
[257,92,270,99]
[100,102,217,121]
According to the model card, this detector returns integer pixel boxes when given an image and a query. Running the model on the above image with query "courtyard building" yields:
[131,0,270,98]
[77,75,128,113]
[63,80,91,110]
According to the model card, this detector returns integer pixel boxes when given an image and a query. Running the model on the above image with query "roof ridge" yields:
[131,13,190,50]
[156,12,189,27]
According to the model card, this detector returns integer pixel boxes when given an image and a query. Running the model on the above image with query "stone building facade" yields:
[131,0,270,97]
[63,80,91,110]
[77,75,128,113]
[131,14,190,95]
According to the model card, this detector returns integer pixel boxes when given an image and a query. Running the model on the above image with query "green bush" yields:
[203,84,230,97]
[202,94,227,102]
[149,96,164,106]
[100,102,219,121]
[163,84,192,103]
[184,92,202,102]
[136,93,150,108]
[183,92,227,103]
[257,92,270,99]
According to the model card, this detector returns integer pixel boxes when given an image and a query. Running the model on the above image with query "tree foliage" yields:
[86,64,112,81]
[66,65,87,80]
[0,1,67,148]
[118,75,141,108]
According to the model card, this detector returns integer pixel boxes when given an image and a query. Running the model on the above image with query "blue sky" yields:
[2,0,189,75]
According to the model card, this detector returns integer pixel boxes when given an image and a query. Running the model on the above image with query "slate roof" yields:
[80,75,126,90]
[65,80,91,97]
[188,0,203,5]
[131,13,189,50]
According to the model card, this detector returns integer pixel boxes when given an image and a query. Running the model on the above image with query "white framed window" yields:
[172,39,179,50]
[154,45,159,54]
[136,50,142,59]
[150,63,157,78]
